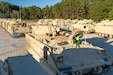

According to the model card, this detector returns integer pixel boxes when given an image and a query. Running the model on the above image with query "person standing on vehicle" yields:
[74,35,81,48]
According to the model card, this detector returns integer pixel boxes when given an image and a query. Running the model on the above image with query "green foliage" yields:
[89,0,113,21]
[21,8,28,19]
[0,12,9,18]
[1,0,113,21]
[42,5,51,19]
[27,6,42,20]
[0,1,20,18]
[51,3,62,19]
[22,6,42,20]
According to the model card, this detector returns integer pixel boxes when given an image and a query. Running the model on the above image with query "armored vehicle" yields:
[25,24,113,75]
[0,60,8,75]
[95,25,113,38]
[68,19,95,33]
[0,55,51,75]
[95,20,113,38]
[0,18,31,38]
[7,20,31,38]
[5,54,50,75]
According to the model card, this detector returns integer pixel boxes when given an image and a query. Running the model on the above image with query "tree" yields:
[51,3,63,19]
[42,5,51,19]
[89,0,113,21]
[27,6,42,20]
[11,10,19,18]
[21,8,29,19]
[1,0,113,21]
[61,0,85,19]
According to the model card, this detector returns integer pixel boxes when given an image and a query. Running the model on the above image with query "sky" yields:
[0,0,62,8]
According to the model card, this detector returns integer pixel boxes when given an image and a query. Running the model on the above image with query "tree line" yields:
[0,0,113,21]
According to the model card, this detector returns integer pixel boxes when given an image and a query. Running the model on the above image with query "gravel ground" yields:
[0,27,28,61]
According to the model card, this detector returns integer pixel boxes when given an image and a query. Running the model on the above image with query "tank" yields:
[25,24,113,75]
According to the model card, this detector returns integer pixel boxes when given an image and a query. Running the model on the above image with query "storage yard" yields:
[1,0,113,75]
[0,19,113,75]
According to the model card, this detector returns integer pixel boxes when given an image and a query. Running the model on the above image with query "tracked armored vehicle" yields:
[0,55,51,75]
[25,23,113,75]
[5,54,50,75]
[0,18,31,38]
[68,19,95,33]
[7,20,31,38]
[95,20,113,38]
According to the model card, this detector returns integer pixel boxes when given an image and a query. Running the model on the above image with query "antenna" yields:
[19,0,21,21]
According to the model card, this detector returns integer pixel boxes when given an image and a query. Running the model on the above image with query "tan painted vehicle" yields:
[95,25,113,38]
[95,20,113,38]
[68,19,95,33]
[25,24,113,75]
[0,18,31,38]
[8,20,31,38]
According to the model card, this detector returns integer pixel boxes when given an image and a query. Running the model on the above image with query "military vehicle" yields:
[0,18,31,38]
[68,19,95,34]
[0,55,51,75]
[5,54,50,75]
[0,60,8,75]
[25,24,113,75]
[94,25,113,38]
[95,20,113,38]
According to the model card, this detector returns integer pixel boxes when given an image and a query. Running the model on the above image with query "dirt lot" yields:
[0,27,28,60]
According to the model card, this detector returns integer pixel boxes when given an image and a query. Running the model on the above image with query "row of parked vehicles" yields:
[0,18,113,75]
[31,19,113,38]
[0,18,113,38]
[0,18,31,37]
